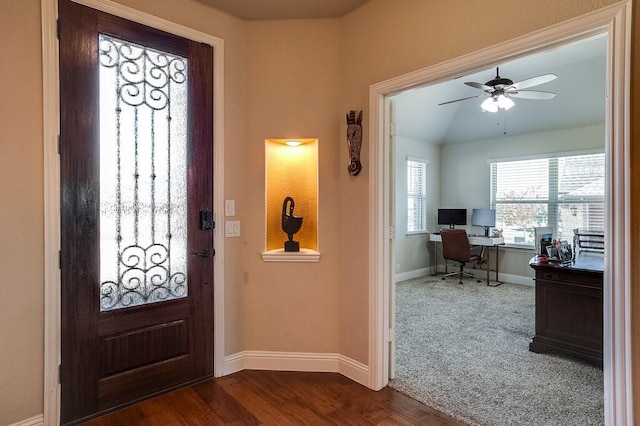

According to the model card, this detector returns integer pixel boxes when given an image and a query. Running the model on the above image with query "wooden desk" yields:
[528,255,603,367]
[430,233,505,285]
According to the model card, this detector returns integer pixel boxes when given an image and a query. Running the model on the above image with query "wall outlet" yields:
[225,221,240,237]
[396,263,400,273]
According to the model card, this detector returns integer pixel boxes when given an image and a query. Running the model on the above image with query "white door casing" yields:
[368,2,633,425]
[42,0,225,423]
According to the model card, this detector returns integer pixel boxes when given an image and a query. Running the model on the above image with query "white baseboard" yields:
[336,354,370,386]
[460,268,534,287]
[7,414,43,426]
[223,351,369,387]
[398,267,534,287]
[492,272,535,286]
[395,267,432,282]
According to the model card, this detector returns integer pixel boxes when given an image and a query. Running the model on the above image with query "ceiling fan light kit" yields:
[481,94,514,112]
[440,67,557,113]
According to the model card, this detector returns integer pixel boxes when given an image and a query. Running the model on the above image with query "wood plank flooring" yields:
[81,370,466,425]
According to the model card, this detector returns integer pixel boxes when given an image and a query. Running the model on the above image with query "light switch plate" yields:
[225,221,240,237]
[225,200,235,217]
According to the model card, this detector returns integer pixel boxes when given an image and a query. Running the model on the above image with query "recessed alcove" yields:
[261,138,320,262]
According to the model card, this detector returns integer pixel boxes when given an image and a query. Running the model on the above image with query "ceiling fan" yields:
[439,67,558,112]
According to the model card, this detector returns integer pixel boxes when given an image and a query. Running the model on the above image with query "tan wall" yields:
[0,2,44,424]
[0,0,635,424]
[0,0,247,423]
[336,0,623,365]
[242,19,342,352]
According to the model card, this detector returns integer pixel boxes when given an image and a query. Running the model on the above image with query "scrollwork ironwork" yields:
[100,243,187,310]
[99,33,189,312]
[99,35,187,111]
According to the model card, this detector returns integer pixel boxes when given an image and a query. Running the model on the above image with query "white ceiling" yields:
[194,0,371,20]
[392,34,607,145]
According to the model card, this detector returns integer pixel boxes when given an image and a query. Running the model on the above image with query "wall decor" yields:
[281,196,303,252]
[346,110,363,176]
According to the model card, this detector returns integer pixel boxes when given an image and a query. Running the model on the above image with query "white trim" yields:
[404,231,429,237]
[394,267,431,282]
[261,248,321,262]
[7,415,44,426]
[368,87,387,390]
[336,354,370,386]
[395,268,535,287]
[487,148,605,164]
[487,272,534,287]
[406,157,428,234]
[42,0,226,424]
[406,155,429,164]
[604,2,634,424]
[41,0,61,424]
[221,351,246,375]
[223,351,369,387]
[369,2,632,424]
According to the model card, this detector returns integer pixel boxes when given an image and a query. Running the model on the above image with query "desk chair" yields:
[440,229,483,284]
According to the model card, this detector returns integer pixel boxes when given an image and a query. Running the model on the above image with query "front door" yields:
[58,1,214,423]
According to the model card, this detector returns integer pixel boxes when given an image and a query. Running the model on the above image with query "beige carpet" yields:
[389,275,603,426]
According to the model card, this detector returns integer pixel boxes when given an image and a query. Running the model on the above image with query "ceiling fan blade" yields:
[508,90,556,100]
[465,81,494,91]
[438,95,482,106]
[510,73,557,90]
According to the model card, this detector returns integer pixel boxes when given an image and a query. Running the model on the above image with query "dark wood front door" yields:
[59,1,214,423]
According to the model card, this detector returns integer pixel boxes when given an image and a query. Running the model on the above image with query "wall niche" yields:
[262,138,319,262]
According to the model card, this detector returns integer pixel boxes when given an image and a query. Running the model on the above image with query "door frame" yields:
[368,2,633,424]
[41,0,226,422]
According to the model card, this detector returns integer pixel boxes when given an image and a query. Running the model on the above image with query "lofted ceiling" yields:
[194,0,371,20]
[392,34,607,145]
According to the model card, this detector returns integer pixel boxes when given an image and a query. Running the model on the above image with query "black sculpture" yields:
[282,196,303,252]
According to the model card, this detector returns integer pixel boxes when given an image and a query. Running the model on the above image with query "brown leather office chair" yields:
[440,229,483,284]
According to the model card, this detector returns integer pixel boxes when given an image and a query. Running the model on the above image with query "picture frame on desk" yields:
[558,243,573,263]
[545,245,558,259]
[545,243,573,265]
[534,226,554,256]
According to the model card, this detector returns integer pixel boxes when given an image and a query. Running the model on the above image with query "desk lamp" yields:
[472,208,496,237]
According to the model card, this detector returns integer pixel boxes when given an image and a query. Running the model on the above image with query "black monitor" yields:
[437,208,467,229]
[471,208,496,236]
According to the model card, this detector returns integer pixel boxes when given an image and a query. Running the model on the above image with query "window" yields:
[99,34,190,310]
[490,152,604,246]
[407,157,428,233]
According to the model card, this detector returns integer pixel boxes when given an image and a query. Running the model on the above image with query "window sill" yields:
[261,248,321,263]
[406,231,429,237]
[503,243,536,250]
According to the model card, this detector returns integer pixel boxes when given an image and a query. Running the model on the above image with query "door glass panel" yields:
[99,34,189,311]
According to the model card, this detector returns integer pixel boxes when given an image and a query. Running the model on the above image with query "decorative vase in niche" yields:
[281,196,303,252]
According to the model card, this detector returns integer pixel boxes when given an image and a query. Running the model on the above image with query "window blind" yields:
[491,153,604,245]
[407,159,427,233]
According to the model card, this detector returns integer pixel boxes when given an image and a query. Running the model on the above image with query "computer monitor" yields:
[437,208,467,229]
[472,208,496,237]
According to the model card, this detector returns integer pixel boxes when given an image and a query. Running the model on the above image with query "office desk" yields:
[528,255,603,366]
[430,233,505,285]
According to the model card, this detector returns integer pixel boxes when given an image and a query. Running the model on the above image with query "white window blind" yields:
[407,158,428,233]
[491,152,604,245]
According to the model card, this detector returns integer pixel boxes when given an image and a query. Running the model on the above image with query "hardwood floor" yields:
[82,370,466,425]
